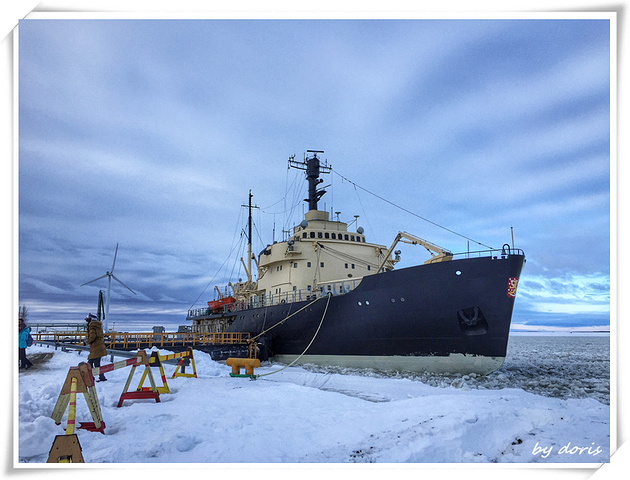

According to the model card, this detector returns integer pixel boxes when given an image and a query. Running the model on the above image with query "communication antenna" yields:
[288,150,332,211]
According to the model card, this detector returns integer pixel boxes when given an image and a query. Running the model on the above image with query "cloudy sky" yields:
[17,16,612,331]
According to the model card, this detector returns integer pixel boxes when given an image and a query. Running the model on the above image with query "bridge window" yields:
[302,232,307,238]
[318,232,323,238]
[331,233,336,239]
[320,262,324,268]
[324,232,329,239]
[350,235,355,241]
[310,232,315,238]
[307,262,312,267]
[345,263,348,269]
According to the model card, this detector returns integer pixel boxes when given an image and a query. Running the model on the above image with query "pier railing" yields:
[32,331,251,350]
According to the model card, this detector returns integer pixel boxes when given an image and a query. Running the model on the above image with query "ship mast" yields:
[242,190,258,285]
[248,190,253,280]
[289,150,332,211]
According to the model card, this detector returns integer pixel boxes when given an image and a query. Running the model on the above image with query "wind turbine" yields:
[81,243,136,331]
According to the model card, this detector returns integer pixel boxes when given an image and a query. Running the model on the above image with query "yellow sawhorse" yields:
[48,377,85,462]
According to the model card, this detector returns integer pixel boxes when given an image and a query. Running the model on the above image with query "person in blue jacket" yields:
[18,320,33,370]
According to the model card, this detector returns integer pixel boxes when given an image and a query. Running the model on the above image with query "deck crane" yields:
[378,231,453,272]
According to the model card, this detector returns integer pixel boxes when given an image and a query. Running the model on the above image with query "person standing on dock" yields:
[18,320,33,370]
[85,313,107,382]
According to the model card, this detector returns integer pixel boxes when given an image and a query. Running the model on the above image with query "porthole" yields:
[400,297,405,302]
[365,300,370,306]
[358,301,362,306]
[456,270,462,276]
[390,298,396,303]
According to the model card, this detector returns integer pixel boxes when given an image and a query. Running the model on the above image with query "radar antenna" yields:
[288,150,332,211]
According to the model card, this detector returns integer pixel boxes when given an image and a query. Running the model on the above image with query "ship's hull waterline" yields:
[217,252,525,375]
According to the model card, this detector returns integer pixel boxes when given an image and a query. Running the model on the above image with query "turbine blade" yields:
[80,274,108,286]
[111,243,119,273]
[111,274,136,295]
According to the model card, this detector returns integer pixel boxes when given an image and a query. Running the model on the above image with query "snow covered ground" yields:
[16,334,610,467]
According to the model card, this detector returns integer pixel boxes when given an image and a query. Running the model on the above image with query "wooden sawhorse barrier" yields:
[48,376,86,462]
[136,347,197,394]
[48,348,199,461]
[50,362,105,434]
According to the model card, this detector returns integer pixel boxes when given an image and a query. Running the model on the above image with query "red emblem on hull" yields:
[507,277,519,298]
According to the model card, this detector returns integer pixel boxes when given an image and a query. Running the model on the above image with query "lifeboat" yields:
[207,296,236,312]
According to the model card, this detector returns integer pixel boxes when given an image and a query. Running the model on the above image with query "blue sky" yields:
[17,17,612,331]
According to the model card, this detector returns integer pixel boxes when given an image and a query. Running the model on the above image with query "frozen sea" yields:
[17,333,611,466]
[304,333,611,405]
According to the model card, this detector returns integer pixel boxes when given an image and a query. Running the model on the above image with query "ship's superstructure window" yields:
[325,232,329,239]
[303,232,307,238]
[320,262,324,268]
[344,234,349,240]
[310,232,315,238]
[351,235,355,241]
[331,233,336,239]
[307,262,312,267]
[345,263,348,269]
[293,263,298,268]
[318,232,323,238]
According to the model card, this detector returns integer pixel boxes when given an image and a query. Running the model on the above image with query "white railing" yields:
[188,278,364,318]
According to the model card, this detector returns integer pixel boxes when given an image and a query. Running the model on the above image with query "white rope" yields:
[250,293,326,343]
[256,293,332,378]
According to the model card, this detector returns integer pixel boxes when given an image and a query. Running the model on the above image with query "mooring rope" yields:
[255,292,332,378]
[332,168,494,250]
[249,293,328,344]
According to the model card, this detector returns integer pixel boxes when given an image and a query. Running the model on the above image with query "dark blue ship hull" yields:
[226,251,525,374]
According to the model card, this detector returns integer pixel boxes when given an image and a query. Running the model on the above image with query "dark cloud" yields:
[18,18,611,330]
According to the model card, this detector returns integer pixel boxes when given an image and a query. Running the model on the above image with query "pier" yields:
[33,331,254,360]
